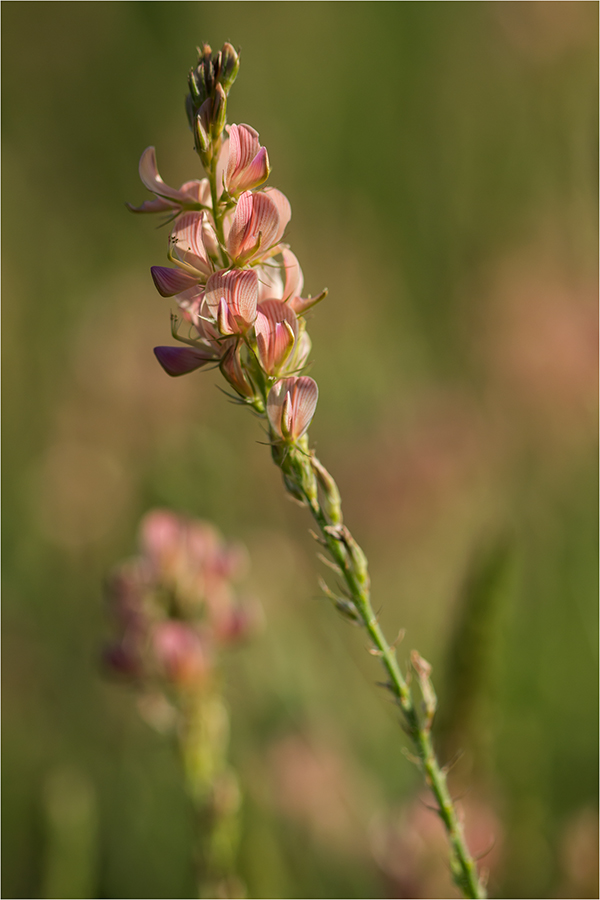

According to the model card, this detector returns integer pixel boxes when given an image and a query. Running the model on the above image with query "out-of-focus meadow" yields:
[2,3,598,898]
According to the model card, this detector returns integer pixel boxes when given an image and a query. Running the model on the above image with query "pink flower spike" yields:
[205,269,258,333]
[154,346,216,377]
[255,299,299,375]
[267,376,318,442]
[225,124,271,194]
[151,266,199,298]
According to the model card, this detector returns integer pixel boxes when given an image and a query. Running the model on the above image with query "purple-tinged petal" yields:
[154,346,215,377]
[151,266,199,298]
[126,196,177,214]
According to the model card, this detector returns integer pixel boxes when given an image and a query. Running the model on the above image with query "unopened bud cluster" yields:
[104,509,258,700]
[128,42,330,510]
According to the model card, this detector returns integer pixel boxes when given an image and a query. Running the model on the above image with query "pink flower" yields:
[226,188,291,265]
[267,376,318,441]
[153,621,210,686]
[205,268,258,335]
[224,124,270,195]
[127,147,211,214]
[255,300,298,375]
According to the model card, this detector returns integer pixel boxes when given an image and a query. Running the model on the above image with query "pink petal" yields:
[226,191,255,260]
[226,124,270,193]
[255,305,295,374]
[288,330,312,371]
[263,187,292,243]
[288,288,328,315]
[281,248,304,300]
[226,124,259,188]
[217,298,235,335]
[227,192,282,263]
[179,179,211,206]
[139,147,186,201]
[154,346,215,377]
[256,261,284,301]
[289,376,318,439]
[205,269,258,329]
[171,212,213,276]
[151,266,199,298]
[266,378,289,435]
[230,268,259,325]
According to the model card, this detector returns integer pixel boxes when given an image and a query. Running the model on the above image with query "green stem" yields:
[207,158,228,266]
[286,446,486,900]
[178,689,243,900]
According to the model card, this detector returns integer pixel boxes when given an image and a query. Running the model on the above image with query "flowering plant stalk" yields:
[129,43,486,900]
[105,510,258,899]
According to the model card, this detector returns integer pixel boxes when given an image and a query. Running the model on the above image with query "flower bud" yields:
[210,84,227,140]
[311,457,343,525]
[219,43,240,94]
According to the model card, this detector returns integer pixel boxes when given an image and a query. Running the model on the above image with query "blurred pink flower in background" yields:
[370,792,503,899]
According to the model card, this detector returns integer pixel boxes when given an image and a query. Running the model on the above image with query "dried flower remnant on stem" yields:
[128,41,486,900]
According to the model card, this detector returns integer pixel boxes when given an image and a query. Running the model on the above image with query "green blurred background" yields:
[2,2,598,898]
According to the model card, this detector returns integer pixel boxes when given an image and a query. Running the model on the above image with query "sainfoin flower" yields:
[205,268,259,335]
[227,188,291,264]
[267,376,318,441]
[255,300,298,375]
[224,124,270,195]
[127,147,210,214]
